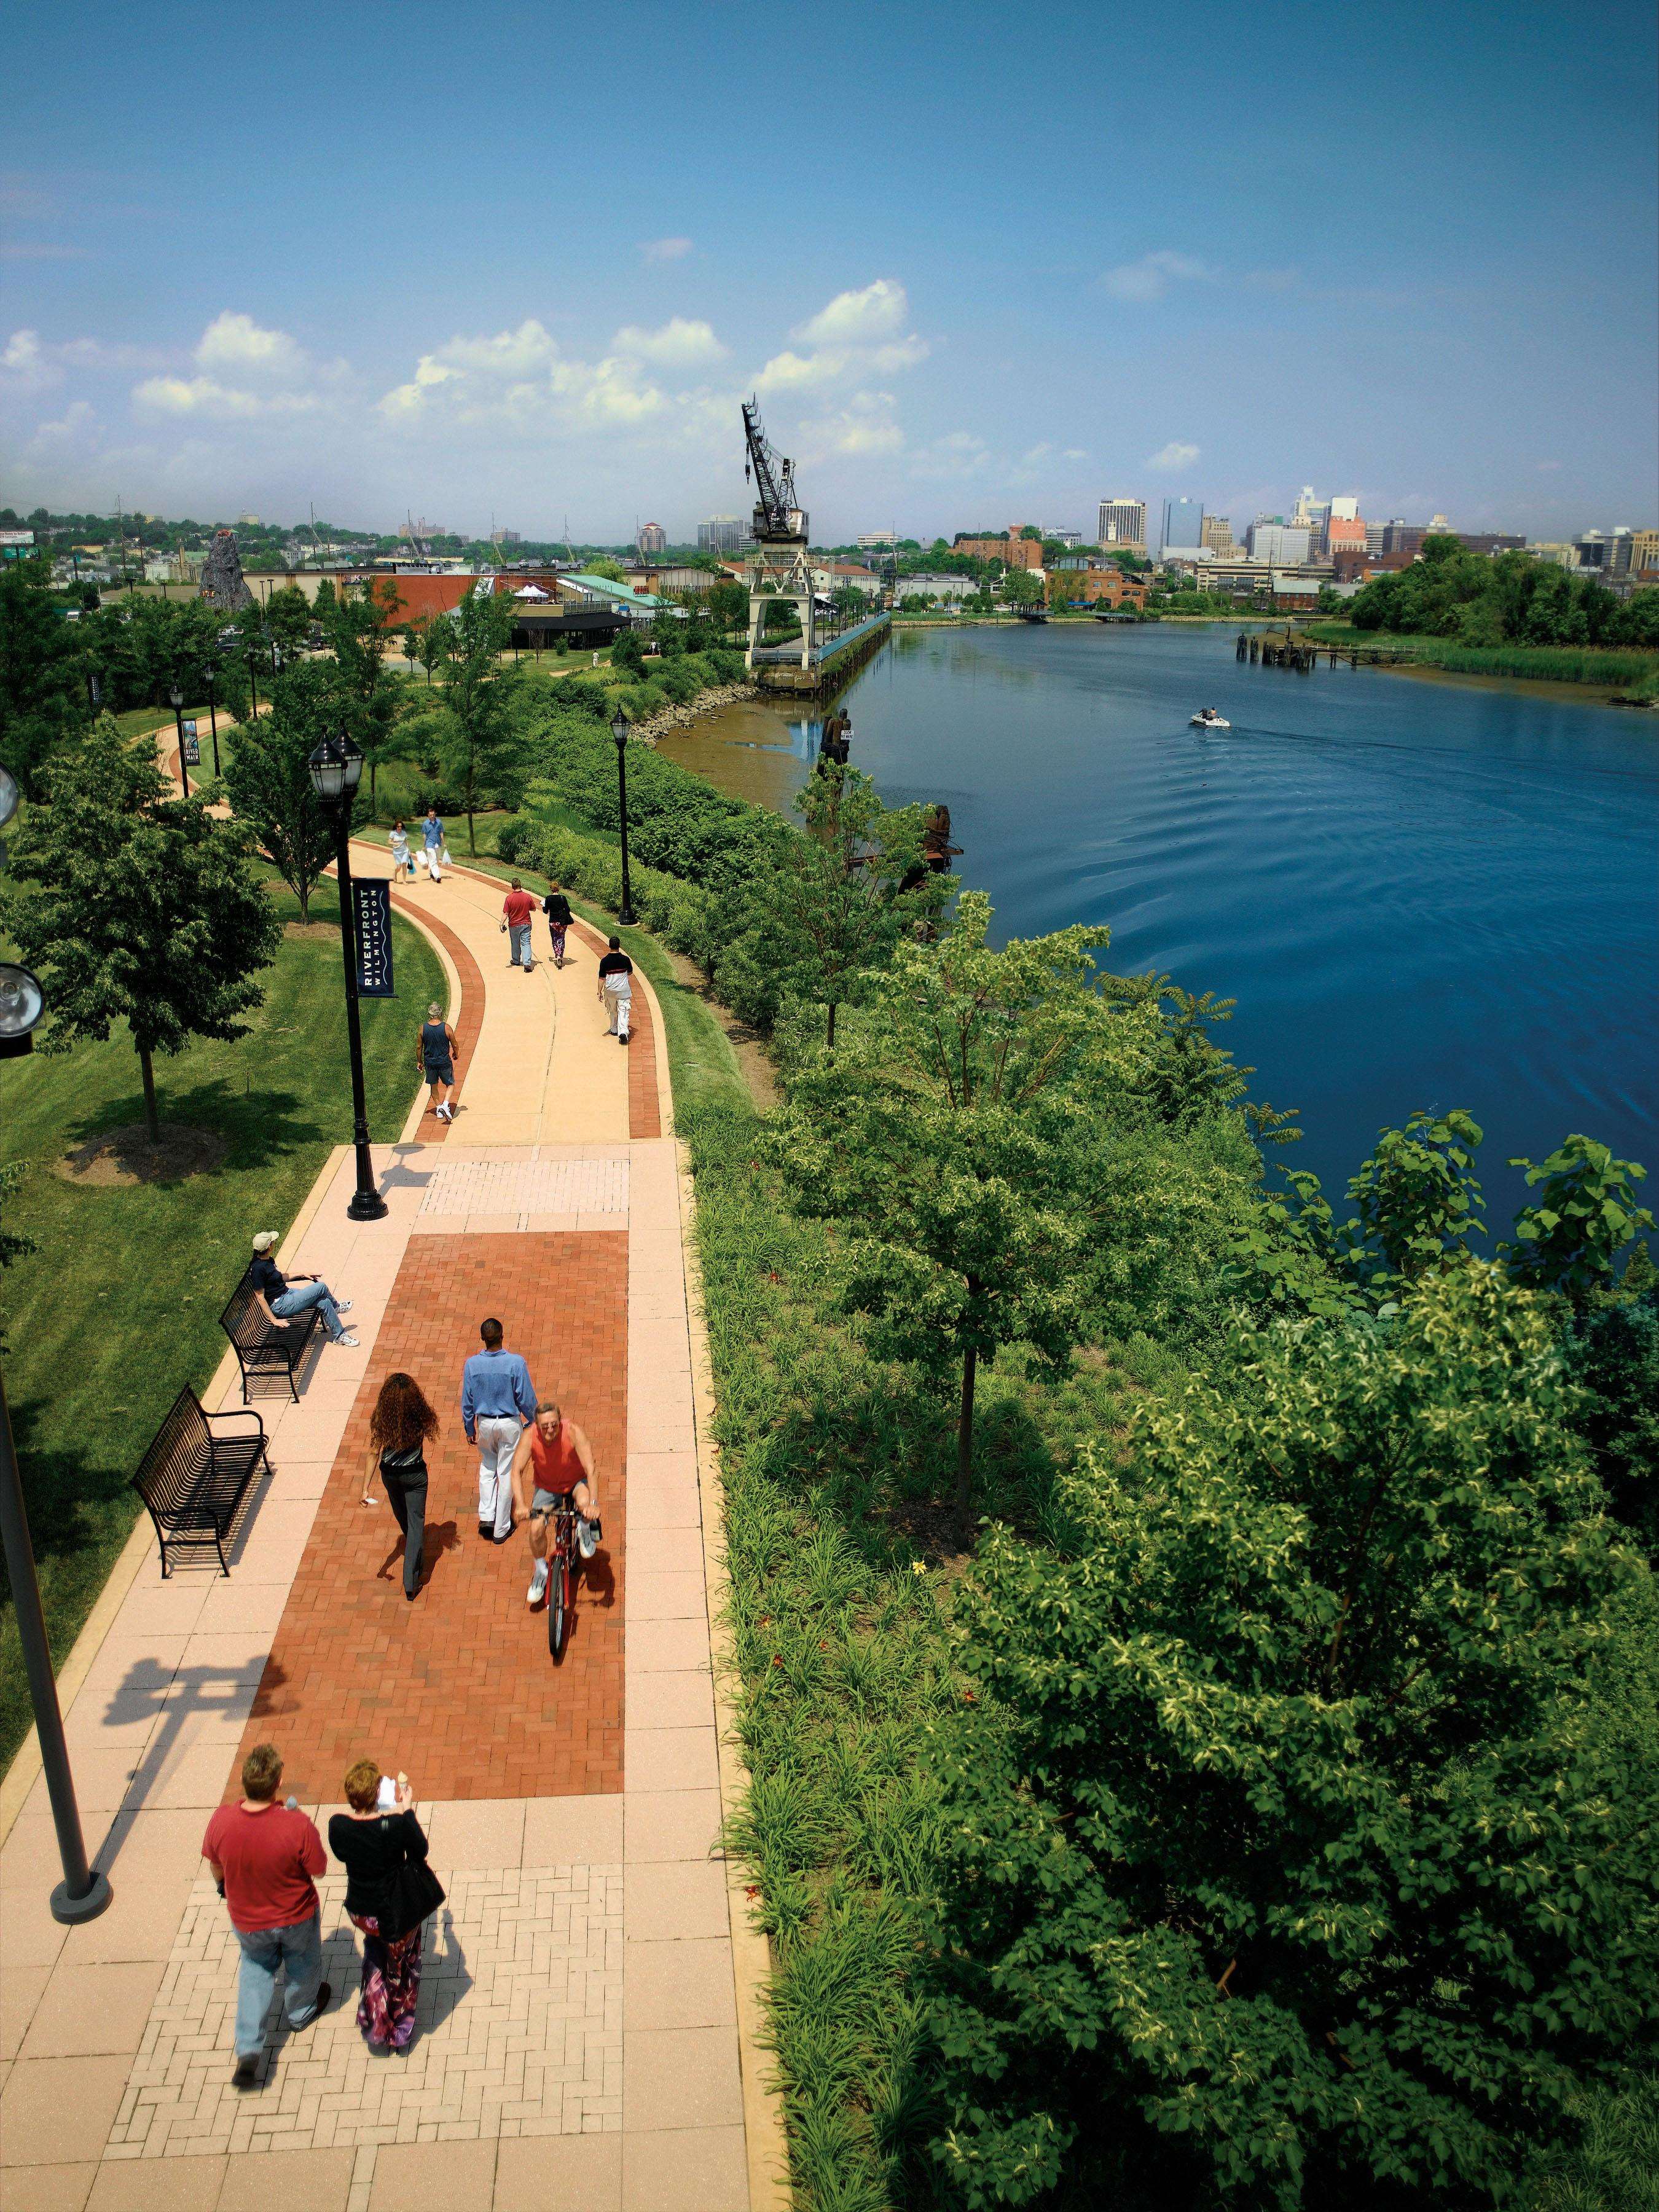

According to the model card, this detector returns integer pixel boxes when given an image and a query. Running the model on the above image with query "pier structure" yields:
[750,608,893,695]
[740,398,816,674]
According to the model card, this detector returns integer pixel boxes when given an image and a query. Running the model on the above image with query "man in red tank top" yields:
[509,1398,602,1609]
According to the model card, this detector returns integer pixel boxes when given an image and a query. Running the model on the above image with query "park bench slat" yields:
[219,1267,320,1403]
[131,1386,271,1577]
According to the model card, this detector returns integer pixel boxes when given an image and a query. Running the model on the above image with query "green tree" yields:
[771,894,1159,1527]
[0,554,88,795]
[708,579,748,635]
[423,588,519,852]
[731,767,945,1051]
[930,1265,1659,2208]
[1,717,281,1141]
[221,662,339,920]
[262,583,313,656]
[313,578,408,815]
[586,556,626,583]
[1002,568,1043,611]
[1505,1135,1654,1302]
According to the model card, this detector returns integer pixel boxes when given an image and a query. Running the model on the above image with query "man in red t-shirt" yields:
[202,1743,331,2087]
[501,879,537,971]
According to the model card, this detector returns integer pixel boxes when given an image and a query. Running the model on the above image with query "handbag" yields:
[377,1823,445,1942]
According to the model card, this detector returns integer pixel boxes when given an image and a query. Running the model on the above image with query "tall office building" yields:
[1200,514,1234,554]
[1161,496,1204,554]
[637,522,667,557]
[1097,497,1147,549]
[1245,520,1312,563]
[697,516,743,553]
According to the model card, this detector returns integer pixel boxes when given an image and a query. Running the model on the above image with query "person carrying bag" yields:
[329,1761,445,2053]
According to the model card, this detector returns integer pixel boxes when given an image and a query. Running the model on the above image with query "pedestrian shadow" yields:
[92,1652,294,1869]
[418,1907,473,2036]
[371,1518,460,1592]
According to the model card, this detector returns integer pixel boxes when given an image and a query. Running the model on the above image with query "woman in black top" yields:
[329,1760,431,2052]
[362,1373,439,1599]
[543,882,573,969]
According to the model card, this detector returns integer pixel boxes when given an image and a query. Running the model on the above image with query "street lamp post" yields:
[307,735,388,1223]
[0,769,111,1926]
[168,683,189,798]
[610,705,636,925]
[204,663,221,779]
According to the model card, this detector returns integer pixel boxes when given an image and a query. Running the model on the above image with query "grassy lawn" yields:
[0,880,444,1771]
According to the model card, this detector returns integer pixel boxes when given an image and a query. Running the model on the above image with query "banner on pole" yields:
[353,878,394,998]
[181,732,200,767]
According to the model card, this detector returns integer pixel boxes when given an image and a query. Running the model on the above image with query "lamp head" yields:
[0,962,45,1057]
[307,732,365,804]
[169,684,183,708]
[611,706,629,748]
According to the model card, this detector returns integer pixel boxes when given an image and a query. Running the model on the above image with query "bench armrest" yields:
[205,1405,267,1441]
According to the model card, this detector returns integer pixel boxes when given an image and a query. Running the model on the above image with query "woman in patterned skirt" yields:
[329,1759,430,2051]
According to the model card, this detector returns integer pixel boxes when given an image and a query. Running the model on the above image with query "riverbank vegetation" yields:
[477,722,1659,2207]
[1306,624,1659,692]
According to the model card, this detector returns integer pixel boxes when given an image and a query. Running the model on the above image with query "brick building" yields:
[952,530,1045,570]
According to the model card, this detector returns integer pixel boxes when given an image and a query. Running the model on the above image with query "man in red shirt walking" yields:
[501,878,537,971]
[202,1743,332,2087]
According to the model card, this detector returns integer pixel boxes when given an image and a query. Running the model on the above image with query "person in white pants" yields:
[597,938,633,1044]
[459,1317,538,1542]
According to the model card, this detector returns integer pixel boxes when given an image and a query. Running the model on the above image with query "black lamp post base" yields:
[348,1190,390,1222]
[51,1869,113,1924]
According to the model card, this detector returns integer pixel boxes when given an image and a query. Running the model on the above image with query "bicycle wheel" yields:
[548,1551,570,1660]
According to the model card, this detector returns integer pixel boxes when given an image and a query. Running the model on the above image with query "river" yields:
[659,622,1659,1219]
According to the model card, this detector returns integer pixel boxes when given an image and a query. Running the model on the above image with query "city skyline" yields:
[1,3,1653,542]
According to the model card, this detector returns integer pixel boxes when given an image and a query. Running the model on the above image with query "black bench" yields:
[131,1387,272,1577]
[220,1269,320,1403]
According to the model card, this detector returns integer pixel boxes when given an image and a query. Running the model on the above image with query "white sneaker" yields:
[337,1332,361,1349]
[577,1516,600,1559]
[527,1559,549,1607]
[337,1300,353,1314]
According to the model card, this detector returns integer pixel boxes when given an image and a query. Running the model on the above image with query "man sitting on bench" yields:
[247,1231,359,1349]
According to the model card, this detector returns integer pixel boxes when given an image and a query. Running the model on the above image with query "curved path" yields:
[0,853,775,2212]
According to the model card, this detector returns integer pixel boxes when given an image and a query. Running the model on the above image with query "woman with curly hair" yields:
[331,1760,429,2053]
[362,1372,439,1600]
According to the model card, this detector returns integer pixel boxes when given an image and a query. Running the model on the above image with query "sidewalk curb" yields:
[680,1140,793,2211]
[0,1143,352,1849]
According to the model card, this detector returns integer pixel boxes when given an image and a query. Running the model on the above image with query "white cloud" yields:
[1147,440,1201,472]
[640,236,692,262]
[2,328,44,375]
[1102,251,1211,302]
[796,279,908,345]
[908,430,992,481]
[612,316,727,368]
[195,311,308,380]
[798,391,904,460]
[134,375,321,420]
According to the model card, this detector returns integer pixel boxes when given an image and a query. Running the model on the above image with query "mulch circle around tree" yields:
[284,921,337,941]
[55,1124,229,1187]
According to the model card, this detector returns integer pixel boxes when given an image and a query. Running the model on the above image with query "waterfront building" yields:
[856,530,898,549]
[1161,496,1204,553]
[1097,496,1148,549]
[1057,568,1150,610]
[895,572,975,603]
[953,531,1045,570]
[1454,533,1527,557]
[636,522,667,556]
[1246,520,1312,564]
[810,560,882,597]
[697,516,744,552]
[1199,514,1234,554]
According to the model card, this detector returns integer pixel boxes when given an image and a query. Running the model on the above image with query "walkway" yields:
[0,852,775,2211]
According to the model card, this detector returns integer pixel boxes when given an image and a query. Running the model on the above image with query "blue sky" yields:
[2,1,1654,543]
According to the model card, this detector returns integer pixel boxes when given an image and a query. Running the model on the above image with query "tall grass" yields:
[1307,626,1659,689]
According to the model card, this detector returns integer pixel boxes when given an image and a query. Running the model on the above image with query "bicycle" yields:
[541,1496,580,1661]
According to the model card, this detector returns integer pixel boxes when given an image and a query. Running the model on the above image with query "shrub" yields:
[929,1265,1659,2208]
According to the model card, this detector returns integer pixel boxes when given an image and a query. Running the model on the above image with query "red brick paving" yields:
[387,885,484,1143]
[232,1233,627,1804]
[570,918,661,1139]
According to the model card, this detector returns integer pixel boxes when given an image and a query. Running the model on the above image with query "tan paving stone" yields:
[367,2138,496,2211]
[520,1798,624,1867]
[622,1792,723,1867]
[624,1730,719,1795]
[12,2163,98,2212]
[0,2053,131,2165]
[0,1959,50,2060]
[625,1575,706,1624]
[21,1961,167,2059]
[624,1674,715,1733]
[620,2125,748,2211]
[211,2143,354,2204]
[85,2154,227,2210]
[493,2131,621,2208]
[621,1864,730,1946]
[422,1801,526,1872]
[622,1620,713,1676]
[622,1942,737,2033]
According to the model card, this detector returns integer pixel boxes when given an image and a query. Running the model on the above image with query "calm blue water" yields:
[805,624,1658,1217]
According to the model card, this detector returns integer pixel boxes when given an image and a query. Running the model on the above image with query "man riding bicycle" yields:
[510,1399,602,1609]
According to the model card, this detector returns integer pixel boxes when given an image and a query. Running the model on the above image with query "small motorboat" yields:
[1190,707,1231,730]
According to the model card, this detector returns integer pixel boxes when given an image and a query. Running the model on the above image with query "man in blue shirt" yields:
[421,807,445,884]
[460,1317,538,1541]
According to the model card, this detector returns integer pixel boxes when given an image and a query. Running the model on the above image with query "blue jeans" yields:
[272,1280,345,1341]
[233,1910,324,2057]
[508,922,534,969]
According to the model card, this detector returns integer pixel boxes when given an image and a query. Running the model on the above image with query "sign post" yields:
[353,877,394,999]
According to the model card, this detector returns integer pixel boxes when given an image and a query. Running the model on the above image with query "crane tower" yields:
[741,400,814,671]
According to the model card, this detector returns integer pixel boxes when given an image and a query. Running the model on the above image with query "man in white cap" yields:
[246,1233,358,1347]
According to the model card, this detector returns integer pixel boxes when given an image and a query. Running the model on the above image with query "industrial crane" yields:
[742,399,807,544]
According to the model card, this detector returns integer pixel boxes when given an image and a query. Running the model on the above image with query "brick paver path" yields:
[388,890,485,1142]
[233,1233,627,1805]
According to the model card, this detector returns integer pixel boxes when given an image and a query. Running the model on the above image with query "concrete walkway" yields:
[0,851,780,2211]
